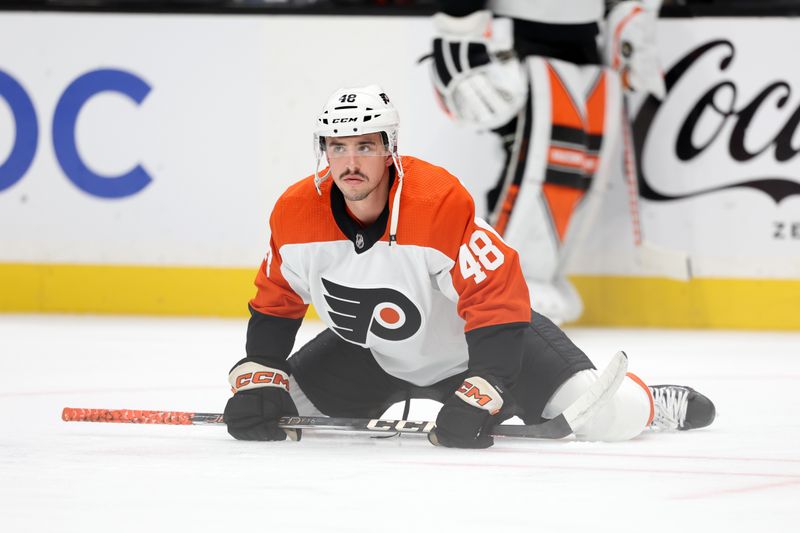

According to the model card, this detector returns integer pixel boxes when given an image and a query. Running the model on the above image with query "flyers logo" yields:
[321,278,422,344]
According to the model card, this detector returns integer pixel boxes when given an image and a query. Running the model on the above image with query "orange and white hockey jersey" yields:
[246,156,532,387]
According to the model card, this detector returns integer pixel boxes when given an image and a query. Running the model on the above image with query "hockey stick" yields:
[63,351,627,440]
[621,96,692,281]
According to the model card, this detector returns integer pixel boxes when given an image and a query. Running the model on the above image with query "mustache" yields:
[338,170,367,180]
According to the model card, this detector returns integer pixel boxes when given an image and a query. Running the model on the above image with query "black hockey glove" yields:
[429,376,505,449]
[224,359,300,441]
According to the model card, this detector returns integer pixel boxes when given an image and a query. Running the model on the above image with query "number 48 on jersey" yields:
[459,230,505,284]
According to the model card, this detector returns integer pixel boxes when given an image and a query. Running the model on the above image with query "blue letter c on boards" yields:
[53,69,152,199]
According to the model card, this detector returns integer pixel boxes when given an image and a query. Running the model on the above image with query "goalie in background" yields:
[428,0,667,324]
[223,85,714,448]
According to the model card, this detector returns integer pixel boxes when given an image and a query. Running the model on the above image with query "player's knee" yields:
[543,370,652,442]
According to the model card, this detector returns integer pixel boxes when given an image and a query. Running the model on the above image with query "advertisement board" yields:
[1,13,798,327]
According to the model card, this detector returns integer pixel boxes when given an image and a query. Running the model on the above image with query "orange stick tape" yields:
[62,407,195,425]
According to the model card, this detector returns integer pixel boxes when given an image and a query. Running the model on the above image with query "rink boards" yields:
[1,13,798,328]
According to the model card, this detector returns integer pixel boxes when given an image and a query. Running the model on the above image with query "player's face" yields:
[327,133,392,202]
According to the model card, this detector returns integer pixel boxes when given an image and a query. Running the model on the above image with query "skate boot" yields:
[649,385,715,431]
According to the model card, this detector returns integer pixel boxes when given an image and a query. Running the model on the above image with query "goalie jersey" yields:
[246,156,532,388]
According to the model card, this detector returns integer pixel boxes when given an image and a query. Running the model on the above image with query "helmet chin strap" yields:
[388,152,404,246]
[314,154,331,196]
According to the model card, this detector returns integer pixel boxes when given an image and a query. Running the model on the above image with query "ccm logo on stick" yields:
[366,419,436,432]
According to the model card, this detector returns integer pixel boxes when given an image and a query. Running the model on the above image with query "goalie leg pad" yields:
[542,369,652,441]
[495,59,619,277]
[490,58,621,322]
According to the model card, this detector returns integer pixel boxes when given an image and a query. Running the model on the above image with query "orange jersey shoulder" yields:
[390,156,476,259]
[270,172,343,247]
[269,157,474,256]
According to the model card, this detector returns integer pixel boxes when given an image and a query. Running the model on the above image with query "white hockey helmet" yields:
[313,85,404,194]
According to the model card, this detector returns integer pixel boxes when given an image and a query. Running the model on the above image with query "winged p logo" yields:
[321,278,422,345]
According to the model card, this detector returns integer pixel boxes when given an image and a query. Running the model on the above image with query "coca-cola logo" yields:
[634,39,800,204]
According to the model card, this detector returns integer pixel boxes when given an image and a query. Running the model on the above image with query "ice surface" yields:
[1,315,798,532]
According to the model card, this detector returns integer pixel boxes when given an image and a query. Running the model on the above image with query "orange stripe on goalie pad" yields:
[626,372,655,426]
[542,183,585,242]
[548,64,583,130]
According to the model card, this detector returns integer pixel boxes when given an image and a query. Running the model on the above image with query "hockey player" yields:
[428,0,666,323]
[223,85,713,448]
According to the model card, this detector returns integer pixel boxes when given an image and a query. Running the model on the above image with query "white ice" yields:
[1,314,798,532]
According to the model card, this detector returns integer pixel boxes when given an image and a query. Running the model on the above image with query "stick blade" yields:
[636,245,692,281]
[492,415,573,439]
